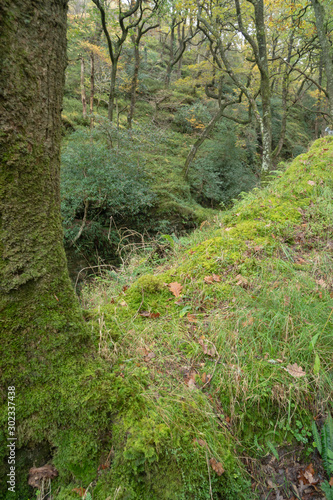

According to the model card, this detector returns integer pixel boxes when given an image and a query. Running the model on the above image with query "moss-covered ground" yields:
[10,137,332,499]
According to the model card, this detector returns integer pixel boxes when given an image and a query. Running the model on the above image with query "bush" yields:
[61,126,155,258]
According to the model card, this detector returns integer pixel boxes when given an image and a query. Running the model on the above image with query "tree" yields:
[0,0,109,495]
[92,0,160,122]
[310,0,333,125]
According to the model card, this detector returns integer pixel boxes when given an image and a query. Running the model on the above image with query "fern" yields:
[322,414,333,476]
[312,420,322,455]
[321,481,333,500]
[313,413,333,498]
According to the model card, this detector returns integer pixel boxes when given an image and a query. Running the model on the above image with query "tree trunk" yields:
[127,34,140,128]
[165,18,175,87]
[80,55,87,118]
[310,0,333,125]
[108,61,118,121]
[253,0,272,173]
[90,51,95,127]
[0,0,90,478]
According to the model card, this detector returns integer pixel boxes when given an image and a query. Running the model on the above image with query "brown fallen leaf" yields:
[298,463,318,485]
[316,279,327,288]
[308,180,315,186]
[194,438,208,448]
[72,488,86,497]
[198,338,208,354]
[329,477,333,487]
[204,275,214,284]
[144,352,156,362]
[209,458,225,476]
[168,282,183,297]
[284,363,306,378]
[187,313,198,322]
[235,275,249,288]
[139,311,160,319]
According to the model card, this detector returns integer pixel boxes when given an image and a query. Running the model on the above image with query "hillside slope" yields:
[58,137,333,499]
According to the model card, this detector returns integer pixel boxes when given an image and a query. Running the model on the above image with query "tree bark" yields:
[0,0,88,412]
[310,0,333,125]
[80,55,87,118]
[90,51,95,127]
[127,33,140,128]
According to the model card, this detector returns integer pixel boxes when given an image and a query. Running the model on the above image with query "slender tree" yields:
[310,0,333,125]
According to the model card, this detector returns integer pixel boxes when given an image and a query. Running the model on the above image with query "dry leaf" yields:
[316,279,327,288]
[235,275,249,288]
[307,180,315,186]
[212,274,221,282]
[198,338,208,354]
[298,464,318,485]
[187,313,198,322]
[225,227,232,231]
[168,282,183,297]
[144,352,156,362]
[209,458,225,476]
[72,488,86,497]
[329,477,333,486]
[194,438,208,448]
[204,275,214,284]
[139,311,160,319]
[119,300,127,307]
[284,363,306,378]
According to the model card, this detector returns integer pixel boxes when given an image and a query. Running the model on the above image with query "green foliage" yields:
[189,121,258,206]
[174,102,212,133]
[313,413,333,498]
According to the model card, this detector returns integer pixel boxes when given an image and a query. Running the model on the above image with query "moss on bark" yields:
[0,2,114,497]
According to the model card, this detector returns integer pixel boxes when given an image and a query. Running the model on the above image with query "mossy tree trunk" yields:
[0,0,89,417]
[310,0,333,126]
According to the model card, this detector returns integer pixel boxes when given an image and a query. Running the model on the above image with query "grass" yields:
[54,136,333,499]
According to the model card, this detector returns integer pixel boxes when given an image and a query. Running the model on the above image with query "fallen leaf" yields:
[298,463,318,485]
[122,285,129,292]
[187,313,198,322]
[144,352,156,362]
[296,257,307,264]
[168,282,183,297]
[139,311,160,319]
[209,458,224,476]
[72,488,86,497]
[98,463,109,471]
[307,180,315,186]
[198,338,208,354]
[225,227,232,231]
[194,438,208,448]
[119,300,127,307]
[204,275,214,284]
[284,363,306,378]
[235,275,249,288]
[316,279,327,288]
[212,274,221,282]
[329,477,333,486]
